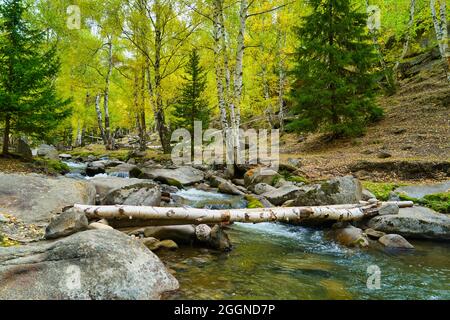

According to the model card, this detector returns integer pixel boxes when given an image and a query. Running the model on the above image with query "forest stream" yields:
[152,189,450,300]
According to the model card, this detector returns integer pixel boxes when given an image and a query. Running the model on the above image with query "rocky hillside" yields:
[281,53,450,182]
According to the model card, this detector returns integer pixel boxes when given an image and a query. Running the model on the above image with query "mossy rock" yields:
[245,195,264,209]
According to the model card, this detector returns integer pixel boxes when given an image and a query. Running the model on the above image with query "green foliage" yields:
[362,181,403,201]
[173,49,211,134]
[0,232,19,247]
[289,0,383,138]
[245,195,264,209]
[0,0,71,150]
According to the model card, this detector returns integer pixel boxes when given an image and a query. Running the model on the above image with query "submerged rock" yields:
[368,206,450,240]
[331,225,369,248]
[379,234,414,249]
[0,173,96,224]
[144,225,196,244]
[0,229,179,300]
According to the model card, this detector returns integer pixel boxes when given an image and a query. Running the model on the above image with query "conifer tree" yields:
[0,0,70,155]
[288,0,383,138]
[173,49,210,152]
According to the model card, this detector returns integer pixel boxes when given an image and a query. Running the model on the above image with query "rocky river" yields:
[0,152,449,300]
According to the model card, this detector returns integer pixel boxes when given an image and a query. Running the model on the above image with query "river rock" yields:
[86,162,106,177]
[209,225,232,251]
[0,173,96,224]
[141,237,159,249]
[295,176,362,206]
[103,182,161,206]
[195,224,212,242]
[379,234,414,249]
[136,166,205,186]
[218,180,244,196]
[15,138,32,160]
[331,225,369,248]
[263,185,302,206]
[364,228,386,239]
[362,189,377,201]
[394,181,450,200]
[154,240,179,251]
[45,209,89,239]
[106,163,137,174]
[378,203,400,216]
[90,177,154,201]
[253,183,276,195]
[144,225,196,244]
[0,229,179,299]
[244,167,281,189]
[37,144,59,160]
[368,206,450,240]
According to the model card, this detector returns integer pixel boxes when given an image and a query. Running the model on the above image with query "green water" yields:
[159,189,450,300]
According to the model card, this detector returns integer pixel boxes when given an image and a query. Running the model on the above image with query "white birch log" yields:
[73,202,413,225]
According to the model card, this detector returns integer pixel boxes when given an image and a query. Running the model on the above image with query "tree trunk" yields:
[73,202,413,226]
[104,36,114,150]
[94,94,107,146]
[213,0,229,131]
[394,0,416,72]
[2,115,11,155]
[430,0,449,81]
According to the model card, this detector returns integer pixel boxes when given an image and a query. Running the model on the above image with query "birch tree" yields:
[430,0,449,81]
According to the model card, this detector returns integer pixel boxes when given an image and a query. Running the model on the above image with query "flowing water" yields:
[160,189,450,300]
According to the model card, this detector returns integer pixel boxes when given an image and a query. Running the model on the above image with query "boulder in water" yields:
[331,224,369,248]
[368,207,450,240]
[144,225,196,244]
[0,229,179,300]
[218,180,244,196]
[379,234,414,249]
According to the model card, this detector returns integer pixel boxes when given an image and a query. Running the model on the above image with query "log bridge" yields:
[73,201,413,227]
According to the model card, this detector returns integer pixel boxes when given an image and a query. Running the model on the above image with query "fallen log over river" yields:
[73,201,414,226]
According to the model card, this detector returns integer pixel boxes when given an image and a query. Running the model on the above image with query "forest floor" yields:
[280,60,449,183]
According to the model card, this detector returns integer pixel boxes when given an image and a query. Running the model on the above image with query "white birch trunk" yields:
[395,0,416,72]
[94,94,107,145]
[73,202,413,226]
[103,35,114,149]
[430,0,449,81]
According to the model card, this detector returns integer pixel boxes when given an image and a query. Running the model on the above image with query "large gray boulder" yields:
[103,183,161,206]
[0,173,96,224]
[37,144,59,160]
[263,184,302,206]
[0,230,179,300]
[295,176,362,206]
[90,177,161,206]
[368,206,450,240]
[15,138,32,160]
[136,166,204,186]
